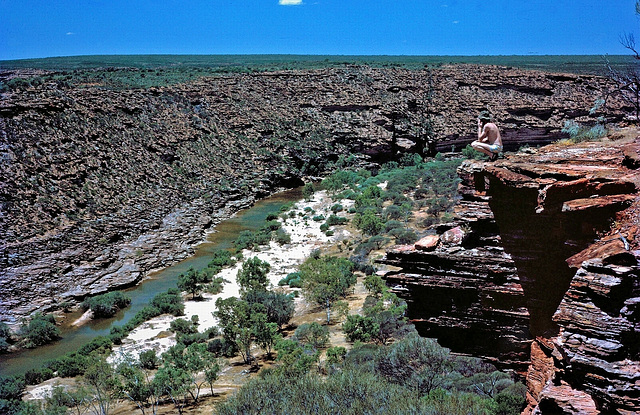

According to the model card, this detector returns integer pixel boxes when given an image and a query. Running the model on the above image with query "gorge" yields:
[0,63,630,326]
[1,61,637,412]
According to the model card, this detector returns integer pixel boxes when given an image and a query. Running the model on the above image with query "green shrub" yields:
[326,215,348,226]
[330,203,344,213]
[169,318,198,335]
[462,144,487,160]
[47,353,88,377]
[20,313,60,348]
[325,346,347,366]
[234,230,256,250]
[0,322,11,353]
[23,368,54,385]
[275,228,291,245]
[561,120,608,142]
[109,326,127,345]
[149,288,184,316]
[279,272,301,286]
[0,376,25,402]
[266,212,280,221]
[207,249,236,269]
[343,314,379,343]
[81,291,131,318]
[390,228,418,245]
[78,336,112,356]
[354,209,384,236]
[293,322,330,349]
[139,349,159,369]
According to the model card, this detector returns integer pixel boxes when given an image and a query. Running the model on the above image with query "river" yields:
[0,187,302,378]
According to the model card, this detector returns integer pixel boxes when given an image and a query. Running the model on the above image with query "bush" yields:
[0,322,11,353]
[20,313,61,348]
[138,349,159,369]
[81,291,131,318]
[325,346,347,366]
[279,272,301,286]
[275,228,291,245]
[207,337,237,358]
[245,290,295,329]
[391,228,418,245]
[0,376,25,402]
[78,336,112,356]
[343,314,379,343]
[462,144,487,160]
[149,288,184,316]
[561,120,608,143]
[330,203,344,213]
[207,249,236,271]
[354,209,384,236]
[169,318,198,335]
[326,215,348,226]
[109,325,127,344]
[266,212,280,221]
[234,230,256,250]
[294,322,330,349]
[24,368,54,385]
[47,353,88,377]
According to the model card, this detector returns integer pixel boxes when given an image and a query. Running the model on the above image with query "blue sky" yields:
[0,1,636,60]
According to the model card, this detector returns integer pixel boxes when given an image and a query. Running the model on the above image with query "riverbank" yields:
[24,190,354,400]
[117,189,353,360]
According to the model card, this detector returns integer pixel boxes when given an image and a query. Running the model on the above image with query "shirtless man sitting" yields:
[471,112,502,161]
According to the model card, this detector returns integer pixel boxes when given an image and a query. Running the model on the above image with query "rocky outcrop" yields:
[381,201,531,372]
[0,64,629,324]
[380,137,640,413]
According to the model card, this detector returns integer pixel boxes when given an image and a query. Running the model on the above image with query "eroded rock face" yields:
[380,195,532,371]
[0,64,629,324]
[381,138,640,413]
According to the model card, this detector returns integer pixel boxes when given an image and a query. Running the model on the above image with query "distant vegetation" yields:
[0,54,632,91]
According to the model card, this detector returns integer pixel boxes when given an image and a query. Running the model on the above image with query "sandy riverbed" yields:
[108,190,353,363]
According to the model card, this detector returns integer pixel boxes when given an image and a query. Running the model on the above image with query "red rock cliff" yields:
[380,136,640,413]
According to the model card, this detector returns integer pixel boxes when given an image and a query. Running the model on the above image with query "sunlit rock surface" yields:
[380,137,640,413]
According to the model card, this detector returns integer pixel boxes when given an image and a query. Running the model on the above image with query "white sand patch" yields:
[112,191,352,361]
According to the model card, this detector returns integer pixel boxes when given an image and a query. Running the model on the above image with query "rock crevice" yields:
[380,139,640,413]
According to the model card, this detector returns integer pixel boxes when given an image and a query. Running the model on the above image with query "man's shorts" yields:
[489,144,503,153]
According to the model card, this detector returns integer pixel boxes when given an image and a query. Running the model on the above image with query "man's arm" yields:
[477,120,488,142]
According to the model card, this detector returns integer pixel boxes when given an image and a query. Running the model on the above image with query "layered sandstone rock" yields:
[381,137,640,413]
[0,64,629,323]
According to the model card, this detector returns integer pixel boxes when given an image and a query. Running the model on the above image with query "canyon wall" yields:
[0,64,629,324]
[379,139,640,413]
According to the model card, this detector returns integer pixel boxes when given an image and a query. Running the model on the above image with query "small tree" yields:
[293,322,330,349]
[82,291,131,318]
[244,290,294,329]
[237,257,271,294]
[83,356,121,415]
[302,182,315,201]
[204,358,222,397]
[607,1,640,120]
[299,256,356,324]
[251,313,279,358]
[177,267,206,300]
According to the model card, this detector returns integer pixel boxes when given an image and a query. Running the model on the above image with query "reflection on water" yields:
[0,188,302,377]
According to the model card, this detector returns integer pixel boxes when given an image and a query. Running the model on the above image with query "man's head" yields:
[478,110,492,124]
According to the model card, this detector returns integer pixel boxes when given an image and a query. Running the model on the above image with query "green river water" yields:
[0,187,302,377]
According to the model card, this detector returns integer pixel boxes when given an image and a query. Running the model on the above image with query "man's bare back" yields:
[471,115,502,161]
